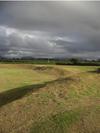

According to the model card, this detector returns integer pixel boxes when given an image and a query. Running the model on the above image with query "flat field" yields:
[0,64,100,133]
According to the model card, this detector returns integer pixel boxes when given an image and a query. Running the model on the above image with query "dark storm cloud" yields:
[0,1,100,58]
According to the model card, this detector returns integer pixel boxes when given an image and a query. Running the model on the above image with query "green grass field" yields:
[0,64,100,133]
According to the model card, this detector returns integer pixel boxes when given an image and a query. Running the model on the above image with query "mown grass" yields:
[0,64,58,92]
[0,64,100,133]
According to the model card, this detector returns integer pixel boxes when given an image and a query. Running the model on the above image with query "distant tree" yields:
[70,58,80,64]
[97,59,100,62]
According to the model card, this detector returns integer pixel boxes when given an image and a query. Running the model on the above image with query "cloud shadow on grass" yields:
[0,83,46,107]
[0,77,73,107]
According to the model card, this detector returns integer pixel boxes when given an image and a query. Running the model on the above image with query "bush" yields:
[97,68,100,73]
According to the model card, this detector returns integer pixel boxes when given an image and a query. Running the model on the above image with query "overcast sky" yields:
[0,1,100,59]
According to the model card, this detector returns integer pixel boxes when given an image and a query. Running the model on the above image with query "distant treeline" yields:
[56,58,100,66]
[0,57,100,66]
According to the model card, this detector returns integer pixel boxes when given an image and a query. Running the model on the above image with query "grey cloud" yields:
[0,1,100,59]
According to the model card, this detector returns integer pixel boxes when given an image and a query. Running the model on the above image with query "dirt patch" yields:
[33,66,67,78]
[33,66,53,71]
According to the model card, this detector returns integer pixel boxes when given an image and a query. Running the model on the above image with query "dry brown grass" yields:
[0,64,100,133]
